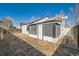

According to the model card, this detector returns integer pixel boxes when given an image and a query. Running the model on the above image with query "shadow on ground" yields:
[0,28,45,56]
[53,44,79,56]
[53,24,79,56]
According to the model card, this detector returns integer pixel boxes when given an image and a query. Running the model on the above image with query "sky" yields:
[0,3,76,26]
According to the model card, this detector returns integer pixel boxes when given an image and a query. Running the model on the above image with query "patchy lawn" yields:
[13,33,61,56]
[53,44,79,56]
[0,32,45,56]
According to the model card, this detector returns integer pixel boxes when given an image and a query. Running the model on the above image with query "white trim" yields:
[43,36,59,43]
[37,24,43,40]
[29,34,38,39]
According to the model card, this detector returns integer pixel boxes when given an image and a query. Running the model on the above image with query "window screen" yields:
[43,23,60,38]
[55,23,60,37]
[27,26,29,31]
[29,25,37,35]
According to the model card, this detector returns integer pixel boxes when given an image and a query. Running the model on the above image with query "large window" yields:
[43,23,60,38]
[55,23,60,37]
[43,23,54,37]
[29,25,37,35]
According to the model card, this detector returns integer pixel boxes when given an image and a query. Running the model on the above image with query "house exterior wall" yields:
[28,34,38,38]
[37,24,43,40]
[42,23,61,43]
[22,23,63,43]
[22,25,29,35]
[21,17,66,43]
[28,25,38,39]
[43,36,59,43]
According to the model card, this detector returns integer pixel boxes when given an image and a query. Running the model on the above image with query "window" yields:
[43,23,60,38]
[29,25,37,35]
[55,23,60,37]
[27,26,29,31]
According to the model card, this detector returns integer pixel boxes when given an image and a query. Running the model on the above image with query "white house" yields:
[22,15,68,43]
[16,23,26,29]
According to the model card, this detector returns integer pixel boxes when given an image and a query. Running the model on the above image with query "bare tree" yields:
[59,10,64,16]
[2,16,13,28]
[70,4,79,26]
[59,10,67,27]
[69,4,79,48]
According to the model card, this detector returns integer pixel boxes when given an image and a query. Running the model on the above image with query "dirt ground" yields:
[0,29,79,56]
[0,32,45,56]
[53,44,79,56]
[13,33,59,56]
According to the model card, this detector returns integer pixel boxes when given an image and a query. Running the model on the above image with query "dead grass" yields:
[0,32,44,56]
[13,33,62,56]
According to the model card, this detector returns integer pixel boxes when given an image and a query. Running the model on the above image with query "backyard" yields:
[0,28,79,56]
[0,30,45,56]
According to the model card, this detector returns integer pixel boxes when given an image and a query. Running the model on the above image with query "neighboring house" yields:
[16,23,26,29]
[22,15,68,43]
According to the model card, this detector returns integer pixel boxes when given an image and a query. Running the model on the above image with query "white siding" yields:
[28,25,38,39]
[22,25,29,35]
[21,17,67,44]
[38,24,43,40]
[29,34,38,38]
[43,36,59,43]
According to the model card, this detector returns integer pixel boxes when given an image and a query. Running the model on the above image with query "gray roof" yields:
[30,15,67,25]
